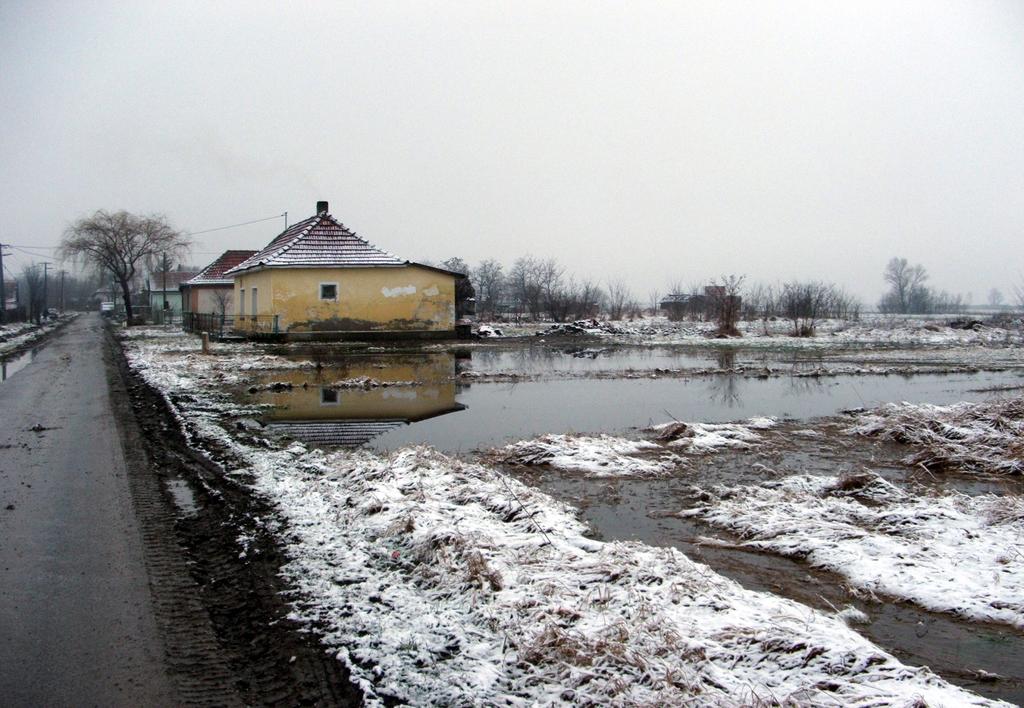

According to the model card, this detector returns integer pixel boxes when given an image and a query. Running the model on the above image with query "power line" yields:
[185,213,286,236]
[5,211,286,251]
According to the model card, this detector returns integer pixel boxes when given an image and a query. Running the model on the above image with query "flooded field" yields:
[229,342,1024,703]
[241,347,1024,453]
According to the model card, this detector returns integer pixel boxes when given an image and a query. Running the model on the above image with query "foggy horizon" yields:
[2,1,1023,305]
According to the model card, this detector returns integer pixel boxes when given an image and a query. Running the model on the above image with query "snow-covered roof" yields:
[226,206,409,275]
[185,250,258,286]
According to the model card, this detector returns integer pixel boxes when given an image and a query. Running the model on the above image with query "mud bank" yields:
[107,325,362,706]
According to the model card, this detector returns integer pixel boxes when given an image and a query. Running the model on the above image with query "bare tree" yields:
[605,279,632,321]
[508,255,545,321]
[708,275,745,336]
[988,288,1004,308]
[744,283,777,334]
[473,259,504,319]
[20,264,45,324]
[880,257,929,314]
[60,210,189,325]
[647,289,661,317]
[441,257,470,276]
[211,288,233,319]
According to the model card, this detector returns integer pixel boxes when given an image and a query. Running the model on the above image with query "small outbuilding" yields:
[225,201,469,339]
[145,270,198,316]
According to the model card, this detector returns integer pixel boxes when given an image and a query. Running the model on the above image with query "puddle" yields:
[238,351,1024,453]
[1,348,40,382]
[165,476,200,517]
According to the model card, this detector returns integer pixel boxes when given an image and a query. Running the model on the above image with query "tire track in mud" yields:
[105,328,362,706]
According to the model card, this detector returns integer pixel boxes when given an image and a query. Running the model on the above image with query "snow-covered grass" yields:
[495,434,680,476]
[493,314,1024,349]
[652,417,776,452]
[122,328,1009,706]
[849,397,1024,475]
[0,314,76,356]
[682,473,1024,629]
[494,418,776,477]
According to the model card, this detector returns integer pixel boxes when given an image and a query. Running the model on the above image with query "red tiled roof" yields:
[225,212,407,275]
[185,250,258,286]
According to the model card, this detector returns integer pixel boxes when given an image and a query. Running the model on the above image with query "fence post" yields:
[273,314,279,334]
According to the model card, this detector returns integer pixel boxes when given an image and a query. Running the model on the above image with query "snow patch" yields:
[849,397,1024,475]
[496,434,679,477]
[683,473,1024,628]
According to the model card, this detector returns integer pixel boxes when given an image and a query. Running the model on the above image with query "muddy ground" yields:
[107,327,363,706]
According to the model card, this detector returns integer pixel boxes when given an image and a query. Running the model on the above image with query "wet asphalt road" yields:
[0,315,173,706]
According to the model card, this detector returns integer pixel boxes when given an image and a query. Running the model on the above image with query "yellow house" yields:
[226,201,466,339]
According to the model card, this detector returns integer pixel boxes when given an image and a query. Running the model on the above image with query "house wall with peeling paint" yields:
[233,265,456,333]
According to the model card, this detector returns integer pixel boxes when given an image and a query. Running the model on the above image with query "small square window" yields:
[320,283,338,301]
[320,388,339,405]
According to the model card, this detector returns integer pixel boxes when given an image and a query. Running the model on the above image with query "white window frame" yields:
[319,282,338,301]
[239,288,245,316]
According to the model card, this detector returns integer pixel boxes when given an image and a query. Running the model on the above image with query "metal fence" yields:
[182,312,233,337]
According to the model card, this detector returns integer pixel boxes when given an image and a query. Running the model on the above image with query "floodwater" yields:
[465,345,823,374]
[237,344,1024,702]
[242,348,1024,452]
[0,348,39,383]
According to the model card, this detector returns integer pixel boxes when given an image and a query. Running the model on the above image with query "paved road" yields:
[0,315,174,706]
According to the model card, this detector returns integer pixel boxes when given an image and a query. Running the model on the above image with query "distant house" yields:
[180,250,256,317]
[146,270,199,315]
[225,201,469,339]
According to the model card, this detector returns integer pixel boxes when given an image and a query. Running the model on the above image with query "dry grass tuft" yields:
[466,550,503,591]
[655,421,694,442]
[850,396,1024,475]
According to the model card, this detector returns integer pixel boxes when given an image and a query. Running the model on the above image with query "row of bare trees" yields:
[878,257,967,315]
[744,281,861,336]
[451,256,645,323]
[9,266,105,323]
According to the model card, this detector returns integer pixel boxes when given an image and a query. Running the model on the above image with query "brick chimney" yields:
[316,200,329,214]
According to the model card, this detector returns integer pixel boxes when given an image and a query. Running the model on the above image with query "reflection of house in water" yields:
[252,353,466,447]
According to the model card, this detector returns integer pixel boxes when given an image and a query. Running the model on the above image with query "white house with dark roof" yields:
[225,201,467,338]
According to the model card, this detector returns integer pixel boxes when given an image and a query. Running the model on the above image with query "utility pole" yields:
[0,242,7,325]
[59,269,66,313]
[42,262,51,318]
[161,252,169,311]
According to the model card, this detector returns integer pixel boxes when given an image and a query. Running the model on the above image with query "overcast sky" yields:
[2,1,1022,304]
